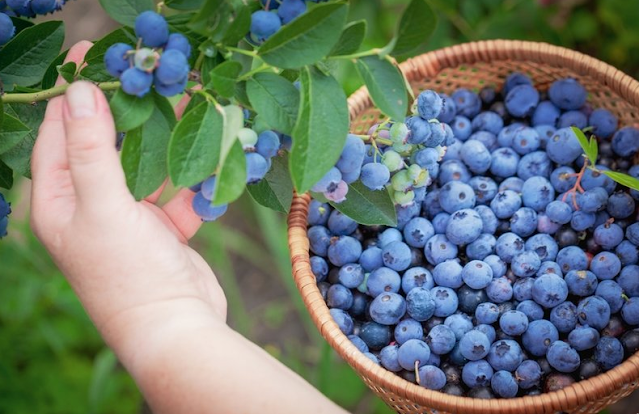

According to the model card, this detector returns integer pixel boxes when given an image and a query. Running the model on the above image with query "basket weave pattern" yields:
[287,40,639,414]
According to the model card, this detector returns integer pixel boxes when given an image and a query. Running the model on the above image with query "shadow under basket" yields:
[287,40,639,414]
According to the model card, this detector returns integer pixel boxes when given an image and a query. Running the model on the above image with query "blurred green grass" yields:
[2,0,639,412]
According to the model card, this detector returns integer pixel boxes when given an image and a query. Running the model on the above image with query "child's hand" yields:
[30,41,227,350]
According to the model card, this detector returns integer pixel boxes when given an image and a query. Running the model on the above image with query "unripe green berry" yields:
[134,48,159,72]
[382,150,403,172]
[413,169,430,188]
[392,142,413,154]
[394,190,415,206]
[391,170,413,192]
[238,128,258,148]
[390,122,409,144]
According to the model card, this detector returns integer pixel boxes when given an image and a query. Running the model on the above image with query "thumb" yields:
[62,81,132,212]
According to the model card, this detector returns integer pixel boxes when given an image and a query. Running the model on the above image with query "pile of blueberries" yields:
[249,0,327,44]
[0,193,10,238]
[189,125,287,221]
[104,11,191,98]
[308,73,639,398]
[0,0,70,45]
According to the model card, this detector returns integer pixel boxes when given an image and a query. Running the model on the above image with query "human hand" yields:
[30,41,227,352]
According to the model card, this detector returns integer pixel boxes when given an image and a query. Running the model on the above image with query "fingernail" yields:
[66,82,96,119]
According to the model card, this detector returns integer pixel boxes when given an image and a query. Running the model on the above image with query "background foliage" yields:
[1,0,639,412]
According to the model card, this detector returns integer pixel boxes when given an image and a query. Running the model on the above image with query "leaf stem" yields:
[353,134,392,147]
[1,81,121,104]
[194,51,206,72]
[225,46,258,58]
[327,48,380,61]
[238,64,274,81]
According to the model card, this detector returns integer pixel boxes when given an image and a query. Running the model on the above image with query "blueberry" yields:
[401,266,434,294]
[308,225,331,256]
[417,90,444,119]
[405,287,436,321]
[517,151,552,181]
[367,267,400,297]
[277,0,306,23]
[503,72,533,95]
[255,130,281,159]
[311,167,341,193]
[379,344,402,371]
[369,292,406,325]
[0,12,14,45]
[459,330,491,361]
[245,152,269,183]
[532,273,568,308]
[491,370,518,398]
[338,263,364,288]
[191,192,228,221]
[515,360,542,389]
[484,254,507,278]
[394,319,423,345]
[550,301,578,333]
[522,319,558,357]
[310,256,328,281]
[578,358,602,380]
[432,259,463,289]
[581,165,616,193]
[327,284,353,310]
[462,360,494,387]
[547,341,580,373]
[595,280,625,313]
[593,222,624,250]
[360,163,390,191]
[250,10,281,42]
[621,330,639,355]
[430,286,459,317]
[418,365,447,390]
[545,200,572,225]
[120,67,153,97]
[513,278,535,302]
[577,295,611,330]
[381,241,411,272]
[532,100,561,126]
[616,240,639,266]
[459,260,492,289]
[452,88,482,118]
[546,127,584,165]
[557,110,588,129]
[165,33,192,58]
[438,159,471,186]
[594,336,624,371]
[505,84,539,117]
[499,310,529,336]
[544,372,575,392]
[588,108,617,138]
[621,297,639,325]
[495,232,525,263]
[486,277,513,304]
[329,308,354,335]
[403,217,434,249]
[570,210,596,232]
[510,208,539,238]
[6,0,35,16]
[445,209,483,246]
[512,127,541,155]
[516,300,544,321]
[498,177,525,193]
[397,339,431,371]
[457,285,489,314]
[469,176,498,205]
[466,234,497,261]
[472,111,504,135]
[424,234,458,265]
[607,192,635,219]
[522,176,555,212]
[490,147,520,178]
[568,326,600,351]
[348,335,369,353]
[155,49,189,85]
[535,124,557,149]
[550,166,577,193]
[556,246,588,273]
[476,302,500,324]
[135,11,169,47]
[548,78,587,110]
[431,212,450,234]
[327,236,362,266]
[565,270,598,297]
[437,93,457,123]
[451,116,472,141]
[359,321,391,351]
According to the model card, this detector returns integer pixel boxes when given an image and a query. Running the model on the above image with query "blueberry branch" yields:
[327,48,381,61]
[1,81,121,104]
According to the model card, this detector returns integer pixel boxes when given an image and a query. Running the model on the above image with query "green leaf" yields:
[110,89,155,132]
[0,21,65,91]
[571,126,598,165]
[9,15,34,35]
[290,67,348,193]
[329,20,367,57]
[247,73,300,135]
[0,113,30,154]
[0,160,13,190]
[313,181,397,226]
[166,13,207,52]
[168,101,224,187]
[208,60,243,98]
[121,96,176,199]
[188,0,225,35]
[213,140,246,205]
[165,0,205,10]
[41,50,68,89]
[247,154,293,213]
[57,61,76,84]
[98,0,155,27]
[355,56,407,121]
[0,102,46,178]
[258,2,349,69]
[602,170,639,192]
[88,348,117,412]
[384,0,437,57]
[221,6,251,46]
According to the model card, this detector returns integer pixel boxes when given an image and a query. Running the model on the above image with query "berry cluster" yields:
[309,73,639,399]
[249,0,327,44]
[0,0,70,45]
[190,121,286,222]
[104,11,191,98]
[0,192,11,238]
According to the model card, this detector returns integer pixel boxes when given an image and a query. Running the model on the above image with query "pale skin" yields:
[30,41,348,414]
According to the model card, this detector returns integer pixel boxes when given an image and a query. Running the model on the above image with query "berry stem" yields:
[238,64,274,81]
[1,81,121,104]
[353,134,393,147]
[562,156,589,209]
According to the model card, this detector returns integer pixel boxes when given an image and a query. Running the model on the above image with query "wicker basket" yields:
[287,40,639,414]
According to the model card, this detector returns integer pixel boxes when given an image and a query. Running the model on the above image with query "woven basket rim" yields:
[288,40,639,414]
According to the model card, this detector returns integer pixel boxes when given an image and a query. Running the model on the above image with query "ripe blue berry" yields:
[491,371,518,398]
[595,336,624,371]
[459,330,491,361]
[250,10,281,42]
[577,295,611,330]
[417,90,443,120]
[135,11,169,47]
[419,366,447,390]
[405,287,436,321]
[505,84,539,117]
[360,163,390,191]
[0,12,15,45]
[165,33,192,58]
[522,319,558,356]
[104,43,133,78]
[154,75,187,97]
[462,360,494,388]
[369,292,406,325]
[548,78,587,110]
[367,267,401,297]
[547,341,580,373]
[155,49,189,85]
[532,273,568,308]
[191,192,228,221]
[120,67,153,97]
[398,339,431,371]
[245,152,269,183]
[277,0,306,24]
